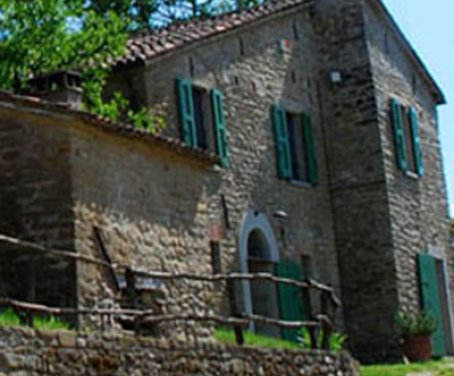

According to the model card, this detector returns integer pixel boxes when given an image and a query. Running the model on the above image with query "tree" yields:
[0,0,269,129]
[88,0,271,30]
[0,0,161,130]
[88,0,159,31]
[0,0,128,91]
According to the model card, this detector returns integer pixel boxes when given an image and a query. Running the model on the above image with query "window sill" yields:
[403,170,420,180]
[288,180,314,188]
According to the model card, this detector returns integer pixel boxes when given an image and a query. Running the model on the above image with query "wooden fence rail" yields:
[0,233,340,350]
[0,298,322,331]
[0,233,340,306]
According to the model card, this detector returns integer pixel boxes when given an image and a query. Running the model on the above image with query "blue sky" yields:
[382,0,454,217]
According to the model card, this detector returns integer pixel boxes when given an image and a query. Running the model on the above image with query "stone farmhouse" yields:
[0,0,451,364]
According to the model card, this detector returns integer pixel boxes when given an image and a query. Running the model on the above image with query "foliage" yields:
[297,327,347,352]
[0,309,21,327]
[361,360,454,376]
[82,71,165,133]
[0,0,272,130]
[33,315,72,331]
[0,0,126,91]
[214,327,347,352]
[0,0,163,131]
[88,0,159,31]
[450,218,454,236]
[214,327,299,350]
[88,0,272,29]
[0,309,71,331]
[396,311,437,337]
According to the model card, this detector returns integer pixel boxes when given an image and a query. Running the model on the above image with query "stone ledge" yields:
[0,327,360,375]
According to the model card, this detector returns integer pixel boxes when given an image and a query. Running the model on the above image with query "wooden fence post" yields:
[320,290,332,350]
[227,278,244,345]
[125,267,141,334]
[302,281,317,349]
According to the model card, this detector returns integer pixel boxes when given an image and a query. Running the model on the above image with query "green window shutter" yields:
[211,89,229,168]
[409,107,424,176]
[275,261,306,342]
[177,79,197,147]
[391,98,408,171]
[272,105,291,179]
[302,113,318,185]
[418,253,447,357]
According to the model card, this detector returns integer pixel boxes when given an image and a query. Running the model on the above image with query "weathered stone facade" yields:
[0,328,359,375]
[77,0,343,339]
[0,0,451,365]
[0,107,76,309]
[316,0,451,362]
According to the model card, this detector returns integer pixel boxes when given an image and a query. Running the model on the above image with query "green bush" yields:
[396,311,437,337]
[214,326,347,352]
[298,327,347,352]
[0,309,71,331]
[0,309,21,327]
[33,315,71,331]
[214,327,299,350]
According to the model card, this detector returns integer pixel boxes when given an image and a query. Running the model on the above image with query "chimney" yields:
[26,70,83,110]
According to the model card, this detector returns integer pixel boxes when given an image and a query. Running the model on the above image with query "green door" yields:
[418,253,447,357]
[275,261,305,342]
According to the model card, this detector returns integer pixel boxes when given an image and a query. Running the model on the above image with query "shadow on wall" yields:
[0,244,77,317]
[0,114,76,250]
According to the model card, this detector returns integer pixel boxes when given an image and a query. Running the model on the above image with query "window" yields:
[390,98,423,176]
[287,113,308,182]
[192,86,210,150]
[210,241,222,275]
[176,79,229,167]
[272,105,318,184]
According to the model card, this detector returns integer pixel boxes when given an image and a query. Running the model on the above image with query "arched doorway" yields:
[238,210,280,336]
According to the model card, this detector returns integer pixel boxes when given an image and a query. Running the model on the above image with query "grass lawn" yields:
[0,308,21,327]
[214,327,300,350]
[0,308,71,331]
[361,359,454,376]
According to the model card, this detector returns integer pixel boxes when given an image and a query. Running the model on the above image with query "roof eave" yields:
[369,0,446,105]
[0,92,220,165]
[117,0,313,69]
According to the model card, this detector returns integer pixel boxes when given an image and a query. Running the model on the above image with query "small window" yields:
[192,86,211,150]
[176,79,229,167]
[400,106,417,173]
[239,37,245,56]
[390,99,423,176]
[286,113,309,182]
[210,241,222,275]
[272,105,318,184]
[292,22,299,41]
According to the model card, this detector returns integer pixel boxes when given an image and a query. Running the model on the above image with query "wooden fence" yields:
[0,233,340,350]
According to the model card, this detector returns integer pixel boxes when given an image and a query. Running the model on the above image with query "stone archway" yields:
[238,210,280,336]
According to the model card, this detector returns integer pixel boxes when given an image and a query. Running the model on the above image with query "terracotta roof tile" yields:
[116,0,312,65]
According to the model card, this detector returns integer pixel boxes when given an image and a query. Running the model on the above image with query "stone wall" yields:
[0,108,74,249]
[95,3,342,330]
[0,327,360,376]
[108,1,341,294]
[314,0,401,362]
[364,0,452,314]
[0,0,450,366]
[311,0,452,362]
[0,107,77,310]
[70,123,221,338]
